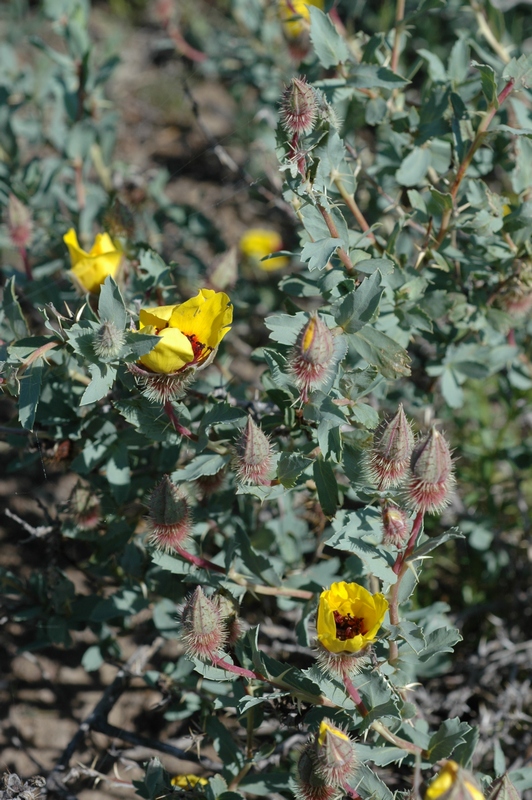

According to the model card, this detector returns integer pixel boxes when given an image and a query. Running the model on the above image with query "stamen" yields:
[333,610,367,641]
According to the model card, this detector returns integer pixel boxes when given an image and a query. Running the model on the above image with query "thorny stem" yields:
[343,671,369,717]
[333,177,384,254]
[211,654,261,680]
[343,786,362,800]
[317,204,356,274]
[388,510,425,663]
[175,545,226,574]
[432,79,515,253]
[163,400,197,440]
[390,0,406,74]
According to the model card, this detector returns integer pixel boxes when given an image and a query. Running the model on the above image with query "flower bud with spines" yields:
[487,774,520,800]
[407,427,455,514]
[381,504,410,548]
[147,475,191,551]
[281,77,318,137]
[294,742,341,800]
[367,404,414,489]
[181,586,227,662]
[314,719,358,786]
[235,416,273,485]
[215,589,242,645]
[93,319,125,360]
[290,314,335,402]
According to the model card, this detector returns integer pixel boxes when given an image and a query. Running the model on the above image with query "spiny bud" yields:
[314,719,358,786]
[147,475,191,551]
[7,193,33,250]
[425,761,484,800]
[93,319,125,360]
[294,743,341,800]
[367,404,414,489]
[487,774,520,800]
[290,314,335,402]
[214,589,242,646]
[281,77,318,136]
[235,416,273,485]
[407,427,455,515]
[103,197,135,240]
[181,586,227,661]
[69,483,101,530]
[381,504,410,548]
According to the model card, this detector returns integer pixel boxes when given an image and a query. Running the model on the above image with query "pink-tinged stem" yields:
[343,672,368,717]
[343,786,362,800]
[211,655,262,680]
[175,545,226,574]
[388,509,424,663]
[163,400,197,440]
[392,509,424,575]
[20,248,33,281]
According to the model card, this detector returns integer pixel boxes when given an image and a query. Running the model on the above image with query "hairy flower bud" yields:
[425,761,484,800]
[215,589,242,645]
[381,504,410,548]
[487,774,520,800]
[407,427,455,514]
[69,483,101,531]
[314,720,358,786]
[235,417,273,485]
[93,319,125,360]
[181,586,227,661]
[281,77,318,136]
[290,314,335,402]
[147,475,191,551]
[294,743,341,800]
[367,404,414,489]
[7,193,33,250]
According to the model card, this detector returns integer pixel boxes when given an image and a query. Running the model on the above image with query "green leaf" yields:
[348,64,409,90]
[121,331,160,360]
[428,188,453,213]
[418,49,447,82]
[174,453,230,482]
[18,363,43,431]
[428,718,472,762]
[80,363,116,406]
[350,764,394,800]
[502,54,532,88]
[411,527,464,560]
[277,452,312,488]
[335,271,383,333]
[3,278,29,340]
[396,147,431,187]
[472,61,498,105]
[309,7,351,68]
[313,457,338,517]
[350,325,411,379]
[300,237,341,271]
[326,511,396,584]
[98,276,127,329]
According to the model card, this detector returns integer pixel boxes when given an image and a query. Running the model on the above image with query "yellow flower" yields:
[63,228,122,294]
[278,0,324,39]
[425,762,484,800]
[171,775,209,790]
[138,289,232,375]
[316,581,388,654]
[239,228,289,272]
[317,720,350,747]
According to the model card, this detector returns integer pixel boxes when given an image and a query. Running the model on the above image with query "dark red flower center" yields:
[333,610,367,641]
[186,333,206,361]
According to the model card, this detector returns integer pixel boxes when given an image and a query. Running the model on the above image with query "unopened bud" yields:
[215,589,242,645]
[103,197,135,240]
[7,193,33,250]
[181,586,227,661]
[290,314,335,402]
[425,761,484,800]
[235,417,273,485]
[314,720,358,786]
[367,405,414,489]
[69,483,101,530]
[93,319,125,360]
[487,774,520,800]
[408,427,455,515]
[147,475,191,551]
[281,77,318,137]
[381,504,410,548]
[294,743,340,800]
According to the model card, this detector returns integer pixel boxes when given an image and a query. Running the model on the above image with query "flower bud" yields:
[290,314,335,402]
[69,483,101,530]
[181,586,227,661]
[294,742,340,800]
[381,504,410,548]
[281,77,318,137]
[235,417,273,485]
[367,404,414,489]
[425,761,484,800]
[147,475,191,551]
[314,720,358,786]
[93,319,125,360]
[7,193,33,250]
[215,589,242,645]
[487,774,520,800]
[407,427,455,514]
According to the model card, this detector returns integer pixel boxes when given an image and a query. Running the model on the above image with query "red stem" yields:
[163,400,197,440]
[342,671,368,717]
[392,509,424,575]
[175,545,225,574]
[211,655,263,680]
[20,247,33,281]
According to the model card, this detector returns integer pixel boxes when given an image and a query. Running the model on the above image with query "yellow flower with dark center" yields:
[425,761,484,800]
[63,228,122,294]
[171,775,209,790]
[278,0,324,39]
[316,581,388,654]
[138,289,232,375]
[239,228,289,272]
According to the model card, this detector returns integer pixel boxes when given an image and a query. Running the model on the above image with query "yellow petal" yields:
[90,232,118,256]
[139,305,176,330]
[169,289,232,350]
[139,327,194,374]
[71,251,122,294]
[63,228,86,267]
[425,763,459,800]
